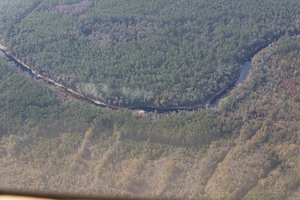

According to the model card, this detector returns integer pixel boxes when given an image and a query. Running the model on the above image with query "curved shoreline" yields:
[1,48,239,112]
[126,78,238,112]
[1,30,300,112]
[0,43,239,112]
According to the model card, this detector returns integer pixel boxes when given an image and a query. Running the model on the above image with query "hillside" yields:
[2,1,300,200]
[2,0,300,107]
[1,35,300,199]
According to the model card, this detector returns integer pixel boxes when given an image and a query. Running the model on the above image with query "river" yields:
[209,61,252,107]
[0,47,253,112]
[235,61,252,86]
[1,50,33,77]
[8,30,300,113]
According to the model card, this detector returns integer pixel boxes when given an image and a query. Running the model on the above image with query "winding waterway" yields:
[6,30,300,113]
[2,30,300,113]
[128,61,253,112]
[0,46,253,112]
[209,61,252,107]
[4,29,300,113]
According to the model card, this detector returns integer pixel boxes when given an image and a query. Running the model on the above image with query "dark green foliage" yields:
[0,59,226,149]
[92,109,227,147]
[0,60,99,136]
[3,0,300,107]
[3,1,300,199]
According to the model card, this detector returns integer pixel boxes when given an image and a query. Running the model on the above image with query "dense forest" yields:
[2,0,300,200]
[2,34,300,199]
[0,57,234,197]
[2,0,300,107]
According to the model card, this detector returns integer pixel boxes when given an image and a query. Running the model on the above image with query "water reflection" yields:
[235,61,252,87]
[0,51,35,79]
[210,61,252,107]
[0,48,253,112]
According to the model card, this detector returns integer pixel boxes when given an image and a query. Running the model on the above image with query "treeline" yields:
[0,60,97,136]
[203,35,300,199]
[2,0,300,107]
[3,35,300,199]
[0,55,238,197]
[0,59,236,149]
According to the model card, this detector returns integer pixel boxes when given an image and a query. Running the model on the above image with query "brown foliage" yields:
[50,0,93,17]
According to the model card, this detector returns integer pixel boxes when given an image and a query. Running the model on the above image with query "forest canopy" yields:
[2,0,300,107]
[3,1,300,199]
[2,34,300,199]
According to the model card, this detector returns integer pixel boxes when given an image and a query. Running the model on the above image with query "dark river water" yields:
[208,61,252,107]
[1,50,33,76]
[129,61,253,111]
[0,49,253,112]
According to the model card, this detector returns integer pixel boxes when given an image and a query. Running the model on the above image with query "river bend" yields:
[1,32,299,113]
